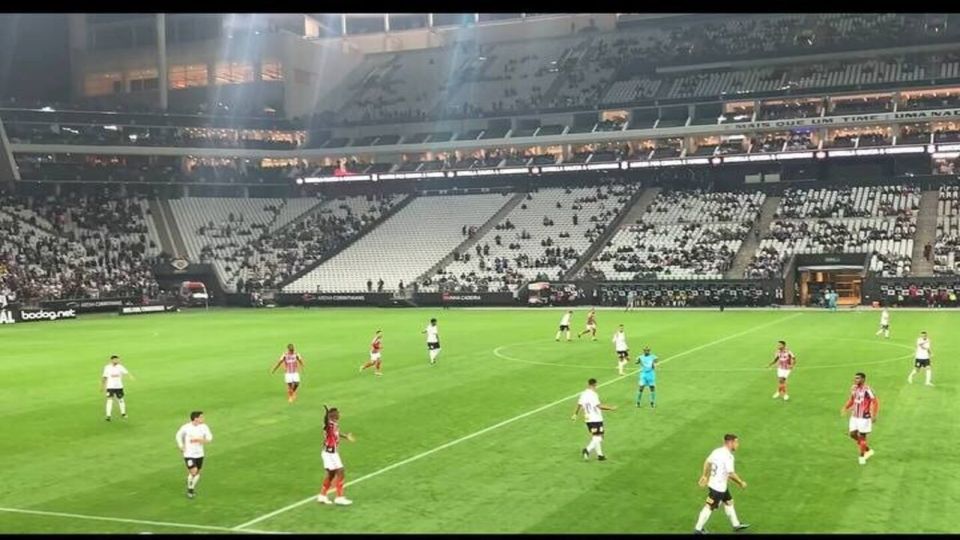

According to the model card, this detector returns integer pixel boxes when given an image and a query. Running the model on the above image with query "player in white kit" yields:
[875,307,890,339]
[694,434,750,534]
[612,325,629,375]
[423,318,441,365]
[571,378,616,461]
[908,331,933,386]
[555,310,573,342]
[101,355,134,421]
[175,411,213,499]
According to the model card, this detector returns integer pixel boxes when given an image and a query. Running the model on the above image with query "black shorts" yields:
[183,457,204,470]
[617,350,629,359]
[559,325,570,332]
[706,488,732,509]
[428,342,440,350]
[915,358,931,368]
[586,422,604,435]
[881,324,889,330]
[106,388,125,399]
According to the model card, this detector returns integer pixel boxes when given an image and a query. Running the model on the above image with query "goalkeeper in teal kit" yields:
[636,347,658,408]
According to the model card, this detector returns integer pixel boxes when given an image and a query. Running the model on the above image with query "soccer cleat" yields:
[650,402,656,408]
[772,392,780,399]
[187,489,195,499]
[783,394,790,401]
[864,449,875,461]
[334,497,353,506]
[317,494,333,504]
[375,372,382,376]
[122,414,127,419]
[694,529,707,535]
[105,417,111,422]
[858,456,867,465]
[637,402,642,408]
[733,524,750,532]
[598,455,607,461]
[359,365,364,373]
[925,382,934,387]
[582,449,589,460]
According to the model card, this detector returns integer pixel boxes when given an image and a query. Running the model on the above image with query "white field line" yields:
[0,506,283,534]
[232,312,802,530]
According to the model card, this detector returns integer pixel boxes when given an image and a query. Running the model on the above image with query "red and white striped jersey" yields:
[847,384,877,418]
[776,349,795,369]
[371,337,382,354]
[282,352,300,374]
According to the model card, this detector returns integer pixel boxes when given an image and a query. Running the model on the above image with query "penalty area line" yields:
[0,506,284,534]
[232,313,802,530]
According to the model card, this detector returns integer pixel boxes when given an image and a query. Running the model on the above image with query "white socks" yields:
[187,473,200,489]
[926,369,932,384]
[695,506,712,531]
[106,399,113,417]
[908,370,915,383]
[118,399,126,415]
[724,504,741,527]
[618,359,627,375]
[585,436,603,456]
[429,349,440,364]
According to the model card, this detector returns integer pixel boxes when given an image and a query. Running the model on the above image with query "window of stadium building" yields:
[127,68,159,93]
[169,64,208,89]
[214,62,255,85]
[260,61,283,82]
[84,72,123,97]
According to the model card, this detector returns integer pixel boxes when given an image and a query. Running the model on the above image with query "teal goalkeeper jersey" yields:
[638,353,657,373]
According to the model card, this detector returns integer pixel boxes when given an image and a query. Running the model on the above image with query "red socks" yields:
[778,383,786,394]
[858,437,869,456]
[335,478,345,497]
[320,478,331,495]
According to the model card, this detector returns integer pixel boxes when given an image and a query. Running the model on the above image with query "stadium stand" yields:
[168,197,319,291]
[933,184,960,275]
[744,186,921,279]
[283,193,509,293]
[590,190,765,280]
[424,183,640,292]
[0,193,161,302]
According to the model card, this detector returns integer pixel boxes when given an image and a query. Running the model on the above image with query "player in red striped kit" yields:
[359,330,384,376]
[271,344,305,403]
[841,372,879,465]
[317,405,355,506]
[767,341,796,401]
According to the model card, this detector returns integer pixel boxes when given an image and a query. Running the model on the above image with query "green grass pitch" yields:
[1,307,957,533]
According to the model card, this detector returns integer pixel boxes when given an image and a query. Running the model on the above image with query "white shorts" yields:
[284,372,301,384]
[586,323,596,330]
[370,352,381,362]
[848,416,872,434]
[321,451,343,470]
[777,368,792,379]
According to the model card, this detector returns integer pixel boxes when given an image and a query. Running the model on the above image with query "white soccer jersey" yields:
[578,389,603,422]
[880,311,890,326]
[916,337,931,359]
[175,422,213,459]
[425,325,439,344]
[102,363,129,390]
[706,446,736,492]
[560,313,571,326]
[613,331,628,351]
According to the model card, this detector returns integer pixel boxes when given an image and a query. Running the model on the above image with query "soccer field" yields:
[1,307,958,533]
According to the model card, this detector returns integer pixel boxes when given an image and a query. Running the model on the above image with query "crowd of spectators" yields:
[0,193,160,302]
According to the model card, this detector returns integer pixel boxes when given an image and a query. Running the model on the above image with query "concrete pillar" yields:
[384,14,390,32]
[157,14,169,111]
[428,13,434,28]
[341,14,347,36]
